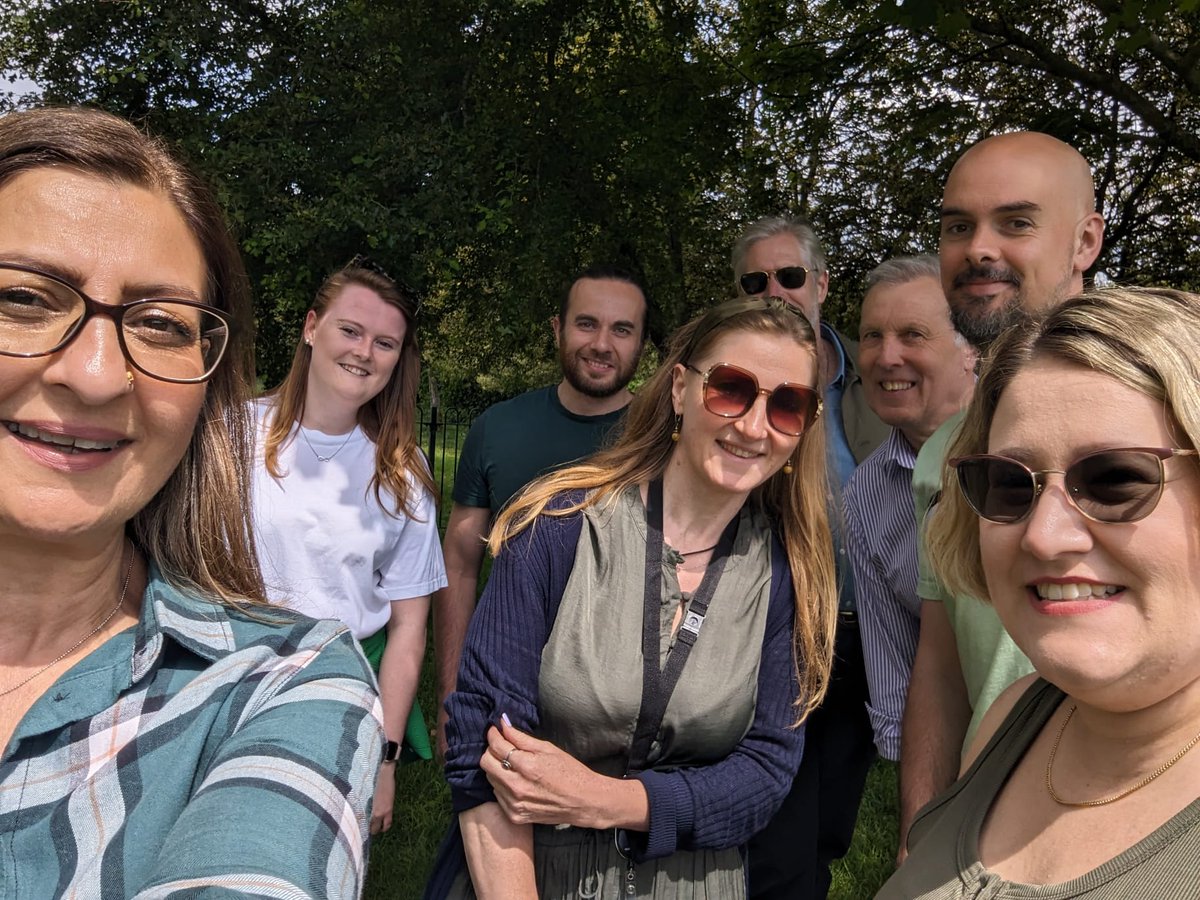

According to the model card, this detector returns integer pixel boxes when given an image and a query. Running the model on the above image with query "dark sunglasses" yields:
[684,362,821,436]
[949,447,1199,524]
[739,266,817,296]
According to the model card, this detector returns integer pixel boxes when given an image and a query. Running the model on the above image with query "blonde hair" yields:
[490,298,838,722]
[928,286,1200,602]
[262,263,436,517]
[0,106,267,608]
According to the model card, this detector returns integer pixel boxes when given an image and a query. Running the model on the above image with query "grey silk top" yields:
[538,486,774,777]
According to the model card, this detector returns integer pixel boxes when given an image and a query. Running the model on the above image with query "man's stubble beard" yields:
[949,292,1026,351]
[559,344,638,399]
[950,264,1076,352]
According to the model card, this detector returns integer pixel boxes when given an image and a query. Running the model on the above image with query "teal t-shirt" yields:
[914,411,1033,751]
[453,385,626,517]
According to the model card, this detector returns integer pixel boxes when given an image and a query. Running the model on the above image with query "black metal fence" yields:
[416,404,480,519]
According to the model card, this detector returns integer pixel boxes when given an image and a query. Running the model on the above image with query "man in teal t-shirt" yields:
[897,132,1106,858]
[433,266,649,755]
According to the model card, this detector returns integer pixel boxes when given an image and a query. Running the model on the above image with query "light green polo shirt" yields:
[914,411,1034,751]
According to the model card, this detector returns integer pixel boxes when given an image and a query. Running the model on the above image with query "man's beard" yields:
[950,294,1026,350]
[948,258,1080,349]
[948,264,1025,350]
[559,346,637,399]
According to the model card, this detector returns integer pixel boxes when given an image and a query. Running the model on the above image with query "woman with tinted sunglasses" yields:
[878,287,1200,899]
[428,297,836,899]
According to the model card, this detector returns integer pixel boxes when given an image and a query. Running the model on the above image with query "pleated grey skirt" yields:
[446,824,746,899]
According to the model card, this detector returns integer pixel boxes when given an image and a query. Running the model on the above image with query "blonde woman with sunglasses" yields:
[879,287,1200,899]
[426,297,838,900]
[252,259,446,835]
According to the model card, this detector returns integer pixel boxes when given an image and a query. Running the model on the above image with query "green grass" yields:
[831,761,900,899]
[365,434,900,898]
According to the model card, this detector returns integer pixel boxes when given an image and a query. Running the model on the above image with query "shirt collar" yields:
[880,427,919,472]
[131,563,239,682]
[819,322,848,388]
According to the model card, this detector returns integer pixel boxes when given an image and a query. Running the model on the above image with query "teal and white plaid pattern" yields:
[0,567,384,899]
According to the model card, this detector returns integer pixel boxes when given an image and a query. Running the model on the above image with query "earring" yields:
[125,371,135,393]
[783,456,794,475]
[671,414,681,443]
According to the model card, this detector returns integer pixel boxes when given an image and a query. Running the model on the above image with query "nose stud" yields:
[125,371,135,393]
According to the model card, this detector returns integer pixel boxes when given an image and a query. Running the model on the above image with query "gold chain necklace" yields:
[0,544,135,698]
[1045,702,1200,807]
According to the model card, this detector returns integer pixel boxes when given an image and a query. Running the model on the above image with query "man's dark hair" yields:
[558,265,650,342]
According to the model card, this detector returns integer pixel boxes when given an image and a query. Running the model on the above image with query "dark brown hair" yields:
[0,106,266,606]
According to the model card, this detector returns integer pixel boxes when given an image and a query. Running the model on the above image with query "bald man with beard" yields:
[897,132,1105,860]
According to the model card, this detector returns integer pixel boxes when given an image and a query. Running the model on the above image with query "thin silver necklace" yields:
[1,544,135,698]
[299,423,356,462]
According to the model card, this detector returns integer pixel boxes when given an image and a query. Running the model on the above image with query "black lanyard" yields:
[625,478,741,774]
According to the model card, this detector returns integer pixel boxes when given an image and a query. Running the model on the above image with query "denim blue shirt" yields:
[821,322,860,614]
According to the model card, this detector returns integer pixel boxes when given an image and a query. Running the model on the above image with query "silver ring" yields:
[501,748,516,770]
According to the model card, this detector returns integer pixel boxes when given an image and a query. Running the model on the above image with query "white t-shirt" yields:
[249,398,447,639]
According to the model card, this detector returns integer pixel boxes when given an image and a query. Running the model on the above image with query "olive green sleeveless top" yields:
[876,679,1200,899]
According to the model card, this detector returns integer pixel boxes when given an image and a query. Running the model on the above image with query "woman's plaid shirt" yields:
[0,566,384,899]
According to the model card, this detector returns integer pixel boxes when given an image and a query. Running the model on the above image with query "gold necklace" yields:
[0,545,135,698]
[1045,702,1200,807]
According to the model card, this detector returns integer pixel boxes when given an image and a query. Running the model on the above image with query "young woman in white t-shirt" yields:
[251,257,447,835]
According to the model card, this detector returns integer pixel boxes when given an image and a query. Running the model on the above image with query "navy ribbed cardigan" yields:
[426,493,806,898]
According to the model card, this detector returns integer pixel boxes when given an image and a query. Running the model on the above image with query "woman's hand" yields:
[482,718,649,832]
[371,764,396,835]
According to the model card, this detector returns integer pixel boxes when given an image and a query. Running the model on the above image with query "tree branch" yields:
[967,11,1200,161]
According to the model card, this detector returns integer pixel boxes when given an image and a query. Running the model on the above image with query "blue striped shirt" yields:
[842,428,920,761]
[1,565,384,899]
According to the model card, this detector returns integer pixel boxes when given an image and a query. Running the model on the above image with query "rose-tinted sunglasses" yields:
[685,362,821,436]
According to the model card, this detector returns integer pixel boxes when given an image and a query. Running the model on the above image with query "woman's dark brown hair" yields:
[0,106,267,606]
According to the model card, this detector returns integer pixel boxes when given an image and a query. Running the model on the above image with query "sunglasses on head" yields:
[949,447,1200,524]
[346,254,422,316]
[739,266,816,296]
[684,362,821,436]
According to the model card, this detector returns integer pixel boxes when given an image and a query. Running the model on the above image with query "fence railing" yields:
[416,404,480,517]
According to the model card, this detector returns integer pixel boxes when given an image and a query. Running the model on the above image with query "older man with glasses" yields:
[734,215,889,900]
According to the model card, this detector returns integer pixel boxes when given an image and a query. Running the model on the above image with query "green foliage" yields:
[2,0,1198,399]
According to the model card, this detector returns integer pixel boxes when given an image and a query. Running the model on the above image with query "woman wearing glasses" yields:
[427,297,836,899]
[0,107,382,897]
[878,287,1200,899]
[251,258,446,835]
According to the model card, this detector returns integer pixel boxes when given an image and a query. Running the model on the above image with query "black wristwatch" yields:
[382,740,400,763]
